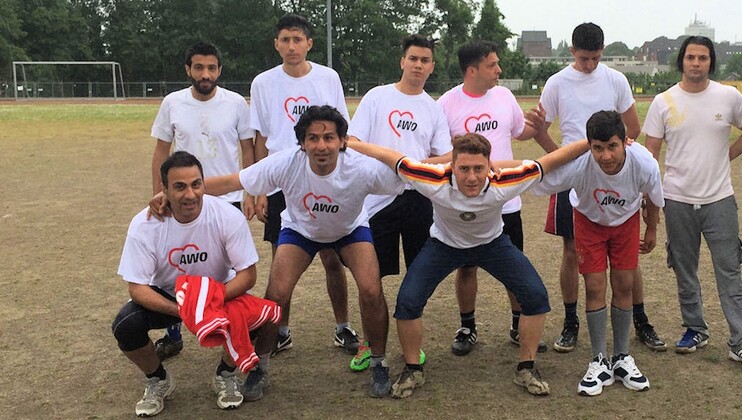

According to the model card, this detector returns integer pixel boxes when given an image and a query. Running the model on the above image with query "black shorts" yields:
[502,210,524,252]
[263,191,286,244]
[230,201,241,211]
[545,190,574,239]
[111,286,181,352]
[369,190,433,278]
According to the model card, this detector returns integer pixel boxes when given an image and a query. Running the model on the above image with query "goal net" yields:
[12,61,125,100]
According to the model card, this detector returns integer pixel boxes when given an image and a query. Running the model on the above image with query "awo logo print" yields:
[464,113,498,133]
[387,110,417,137]
[284,96,310,123]
[303,193,339,219]
[168,244,208,273]
[593,188,626,212]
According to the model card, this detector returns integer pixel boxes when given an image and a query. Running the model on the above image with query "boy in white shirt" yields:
[533,111,663,396]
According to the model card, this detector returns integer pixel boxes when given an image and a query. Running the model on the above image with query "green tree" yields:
[471,0,512,49]
[554,39,570,57]
[19,0,92,61]
[723,54,742,79]
[500,50,528,79]
[0,0,27,83]
[527,60,562,87]
[422,0,474,82]
[603,41,633,56]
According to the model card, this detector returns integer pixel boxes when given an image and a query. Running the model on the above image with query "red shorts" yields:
[573,210,640,274]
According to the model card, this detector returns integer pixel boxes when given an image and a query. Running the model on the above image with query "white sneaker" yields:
[612,353,650,391]
[212,369,244,409]
[135,375,175,417]
[578,354,614,396]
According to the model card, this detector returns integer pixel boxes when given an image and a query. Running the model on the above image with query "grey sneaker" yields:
[242,366,269,402]
[369,362,391,398]
[509,328,548,353]
[135,375,176,417]
[212,369,243,409]
[514,367,550,396]
[390,367,425,399]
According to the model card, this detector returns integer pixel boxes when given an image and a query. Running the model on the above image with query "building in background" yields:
[517,31,552,58]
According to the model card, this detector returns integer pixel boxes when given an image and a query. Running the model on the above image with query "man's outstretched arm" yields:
[347,139,405,170]
[535,139,589,174]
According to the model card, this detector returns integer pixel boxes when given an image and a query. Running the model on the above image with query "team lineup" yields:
[111,13,742,417]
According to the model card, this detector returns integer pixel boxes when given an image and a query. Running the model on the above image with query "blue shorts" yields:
[394,236,550,320]
[277,226,374,259]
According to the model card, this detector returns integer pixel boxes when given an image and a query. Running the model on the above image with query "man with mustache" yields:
[150,41,256,362]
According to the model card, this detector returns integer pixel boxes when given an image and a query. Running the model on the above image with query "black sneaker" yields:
[635,322,667,351]
[272,330,293,356]
[155,335,184,361]
[451,327,477,356]
[553,320,579,353]
[333,326,361,354]
[508,328,548,353]
[242,366,269,402]
[369,362,391,398]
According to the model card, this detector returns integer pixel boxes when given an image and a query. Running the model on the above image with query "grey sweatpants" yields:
[664,196,742,352]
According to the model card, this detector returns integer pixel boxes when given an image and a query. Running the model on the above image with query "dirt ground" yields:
[1,102,742,419]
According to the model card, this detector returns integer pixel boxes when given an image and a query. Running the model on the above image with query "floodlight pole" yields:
[327,0,332,68]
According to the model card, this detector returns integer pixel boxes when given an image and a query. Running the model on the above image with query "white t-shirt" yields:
[151,87,254,203]
[118,195,259,297]
[643,81,742,205]
[540,63,635,145]
[238,147,404,243]
[349,84,452,216]
[396,157,543,248]
[249,62,350,154]
[438,84,526,214]
[533,143,664,226]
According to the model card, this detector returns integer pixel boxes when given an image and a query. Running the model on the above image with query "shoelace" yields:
[219,375,240,396]
[142,378,167,403]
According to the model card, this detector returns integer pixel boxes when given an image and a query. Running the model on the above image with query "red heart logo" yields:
[168,243,200,273]
[464,113,492,133]
[388,110,414,137]
[284,96,310,123]
[592,188,621,213]
[303,193,333,219]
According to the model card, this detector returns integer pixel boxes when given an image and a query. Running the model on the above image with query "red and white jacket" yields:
[175,275,282,373]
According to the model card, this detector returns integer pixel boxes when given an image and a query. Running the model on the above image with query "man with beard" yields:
[150,41,256,361]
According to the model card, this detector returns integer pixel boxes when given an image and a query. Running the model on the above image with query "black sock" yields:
[564,302,578,323]
[406,363,423,372]
[517,360,535,371]
[216,359,236,376]
[146,363,167,381]
[460,310,476,330]
[512,310,521,330]
[633,303,648,326]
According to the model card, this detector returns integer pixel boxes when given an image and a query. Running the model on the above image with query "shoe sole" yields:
[451,346,474,356]
[728,350,742,362]
[272,342,293,356]
[136,380,176,417]
[616,377,650,392]
[391,378,425,399]
[334,340,360,354]
[553,342,576,353]
[675,340,707,354]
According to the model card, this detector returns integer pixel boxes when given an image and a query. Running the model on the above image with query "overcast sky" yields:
[496,0,741,49]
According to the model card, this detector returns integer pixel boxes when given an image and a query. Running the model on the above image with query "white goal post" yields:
[12,61,125,100]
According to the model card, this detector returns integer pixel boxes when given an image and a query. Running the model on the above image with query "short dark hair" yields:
[586,110,625,143]
[452,133,491,160]
[161,151,204,187]
[185,41,221,67]
[276,14,312,38]
[457,40,498,74]
[572,23,604,51]
[294,105,348,147]
[402,34,435,56]
[677,36,716,74]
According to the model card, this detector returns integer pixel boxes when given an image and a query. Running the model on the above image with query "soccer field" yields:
[1,100,741,418]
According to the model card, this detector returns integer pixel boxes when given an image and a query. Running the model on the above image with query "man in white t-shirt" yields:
[249,14,359,355]
[644,36,742,360]
[534,111,663,396]
[348,133,591,398]
[112,152,259,416]
[346,34,451,371]
[197,105,404,399]
[437,39,555,356]
[150,41,256,360]
[527,23,664,353]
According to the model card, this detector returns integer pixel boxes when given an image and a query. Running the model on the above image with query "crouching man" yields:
[348,132,590,397]
[112,151,259,416]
